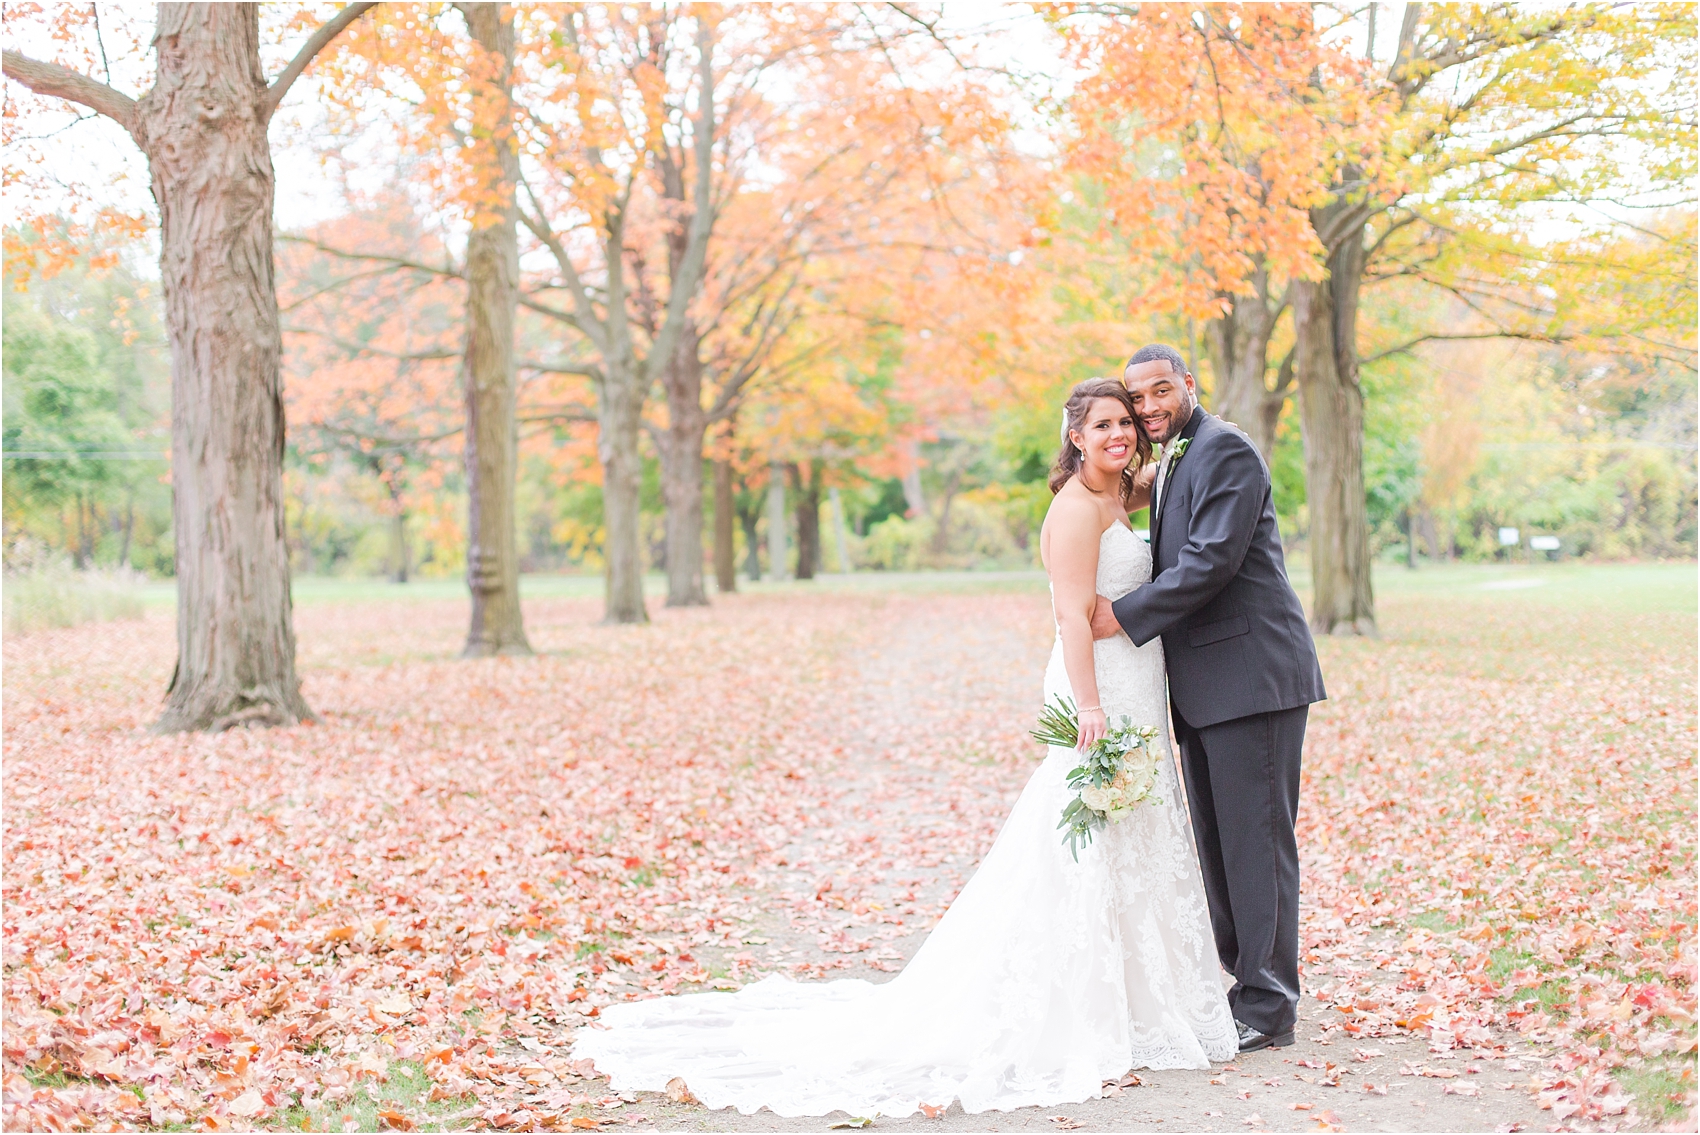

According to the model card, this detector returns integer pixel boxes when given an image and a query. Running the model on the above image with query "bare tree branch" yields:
[517,178,609,355]
[519,358,605,381]
[2,49,136,135]
[263,2,378,122]
[280,265,422,312]
[1361,329,1567,366]
[282,325,459,362]
[279,234,463,278]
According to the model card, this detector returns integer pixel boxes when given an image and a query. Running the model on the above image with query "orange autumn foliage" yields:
[1057,3,1382,320]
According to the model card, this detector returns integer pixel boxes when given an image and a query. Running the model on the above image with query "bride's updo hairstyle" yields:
[1049,378,1151,499]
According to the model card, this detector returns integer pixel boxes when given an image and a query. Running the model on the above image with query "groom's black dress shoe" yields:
[1236,1020,1296,1052]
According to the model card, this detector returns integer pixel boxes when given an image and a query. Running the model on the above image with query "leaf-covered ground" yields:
[3,564,1694,1131]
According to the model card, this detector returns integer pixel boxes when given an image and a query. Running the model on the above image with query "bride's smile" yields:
[1075,404,1138,481]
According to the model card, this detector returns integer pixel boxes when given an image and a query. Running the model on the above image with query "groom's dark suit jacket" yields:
[1112,407,1325,727]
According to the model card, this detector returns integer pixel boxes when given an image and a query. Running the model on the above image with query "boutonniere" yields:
[1169,437,1191,463]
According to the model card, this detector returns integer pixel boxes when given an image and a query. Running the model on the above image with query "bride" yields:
[574,378,1237,1117]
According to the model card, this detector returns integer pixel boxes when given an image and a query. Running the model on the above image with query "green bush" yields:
[855,498,1033,571]
[4,558,146,635]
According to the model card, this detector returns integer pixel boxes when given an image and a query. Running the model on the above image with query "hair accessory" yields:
[1059,407,1071,446]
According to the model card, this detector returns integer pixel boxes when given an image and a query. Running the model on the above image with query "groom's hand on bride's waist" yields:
[1090,595,1122,640]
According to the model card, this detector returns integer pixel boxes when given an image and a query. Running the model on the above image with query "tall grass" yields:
[3,561,147,636]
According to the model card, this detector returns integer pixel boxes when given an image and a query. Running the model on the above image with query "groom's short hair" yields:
[1126,344,1188,378]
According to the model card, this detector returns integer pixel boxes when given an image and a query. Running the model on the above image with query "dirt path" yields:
[556,591,1552,1133]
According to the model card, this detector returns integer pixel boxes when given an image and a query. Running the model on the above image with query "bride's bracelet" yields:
[1078,705,1103,714]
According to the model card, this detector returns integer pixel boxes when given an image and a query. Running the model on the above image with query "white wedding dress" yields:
[574,523,1237,1117]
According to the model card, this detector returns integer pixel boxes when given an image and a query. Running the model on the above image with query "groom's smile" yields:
[1123,357,1198,445]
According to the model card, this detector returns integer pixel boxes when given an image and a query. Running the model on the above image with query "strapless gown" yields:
[572,523,1236,1117]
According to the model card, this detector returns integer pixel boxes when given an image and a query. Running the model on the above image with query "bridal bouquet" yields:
[1031,696,1163,860]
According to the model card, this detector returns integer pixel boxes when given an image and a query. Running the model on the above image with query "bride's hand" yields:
[1077,706,1109,752]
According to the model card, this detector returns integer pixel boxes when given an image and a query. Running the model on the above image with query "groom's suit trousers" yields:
[1172,702,1307,1037]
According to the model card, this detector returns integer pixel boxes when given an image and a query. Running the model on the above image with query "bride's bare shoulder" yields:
[1043,482,1103,540]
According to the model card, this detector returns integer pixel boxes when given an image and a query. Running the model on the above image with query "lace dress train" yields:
[573,525,1237,1117]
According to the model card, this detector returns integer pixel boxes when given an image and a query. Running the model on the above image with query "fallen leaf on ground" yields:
[0,584,1691,1131]
[227,1090,265,1118]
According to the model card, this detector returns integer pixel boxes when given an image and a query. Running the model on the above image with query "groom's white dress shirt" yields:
[1152,437,1181,519]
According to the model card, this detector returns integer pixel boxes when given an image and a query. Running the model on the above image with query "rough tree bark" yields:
[1294,196,1376,636]
[598,288,651,621]
[4,2,374,731]
[456,2,531,656]
[656,321,708,606]
[1205,265,1293,461]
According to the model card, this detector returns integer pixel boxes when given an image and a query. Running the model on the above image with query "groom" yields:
[1090,344,1326,1053]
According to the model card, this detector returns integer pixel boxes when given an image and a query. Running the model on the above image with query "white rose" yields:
[1079,784,1112,813]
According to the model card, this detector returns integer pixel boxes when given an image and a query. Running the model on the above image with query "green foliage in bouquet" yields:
[1029,695,1082,749]
[1032,695,1163,861]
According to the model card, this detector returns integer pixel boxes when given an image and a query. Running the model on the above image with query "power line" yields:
[1,451,169,460]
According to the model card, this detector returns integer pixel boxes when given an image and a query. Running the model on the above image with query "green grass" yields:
[103,556,1700,619]
[1615,1059,1696,1126]
[3,562,148,632]
[277,1059,479,1132]
[1487,946,1537,985]
[1367,559,1697,616]
[20,1067,80,1090]
[1405,910,1459,933]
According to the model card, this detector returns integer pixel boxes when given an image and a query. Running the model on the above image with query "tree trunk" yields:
[737,492,762,582]
[930,461,965,555]
[74,493,93,568]
[790,461,820,580]
[119,490,134,569]
[900,439,926,517]
[829,486,852,573]
[143,4,311,731]
[459,3,530,656]
[389,485,409,584]
[1416,508,1442,559]
[659,322,708,606]
[766,461,788,581]
[712,449,736,593]
[1204,272,1287,461]
[1293,221,1375,636]
[600,350,649,620]
[592,182,650,623]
